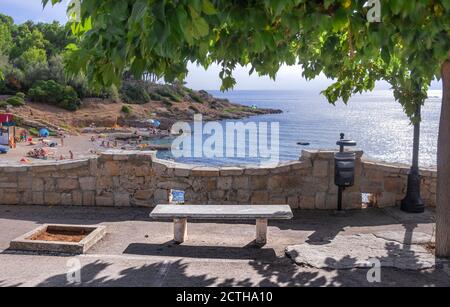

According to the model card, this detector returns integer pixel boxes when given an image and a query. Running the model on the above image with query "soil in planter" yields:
[28,228,93,243]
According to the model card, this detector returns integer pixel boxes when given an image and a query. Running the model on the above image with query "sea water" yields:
[157,89,442,168]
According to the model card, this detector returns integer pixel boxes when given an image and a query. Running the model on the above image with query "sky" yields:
[0,0,442,91]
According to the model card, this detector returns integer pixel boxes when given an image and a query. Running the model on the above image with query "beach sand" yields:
[0,134,101,165]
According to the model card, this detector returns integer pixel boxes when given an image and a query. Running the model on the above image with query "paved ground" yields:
[0,205,449,287]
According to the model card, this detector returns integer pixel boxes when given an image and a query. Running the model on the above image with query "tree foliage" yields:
[0,13,88,109]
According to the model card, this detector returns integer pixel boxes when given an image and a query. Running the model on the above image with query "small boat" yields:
[297,142,311,146]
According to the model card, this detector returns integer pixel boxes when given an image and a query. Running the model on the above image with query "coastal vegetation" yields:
[0,12,280,131]
[0,13,274,118]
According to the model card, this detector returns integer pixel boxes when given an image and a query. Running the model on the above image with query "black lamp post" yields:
[401,104,425,213]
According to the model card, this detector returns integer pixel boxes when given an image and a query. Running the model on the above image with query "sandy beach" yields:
[0,134,100,165]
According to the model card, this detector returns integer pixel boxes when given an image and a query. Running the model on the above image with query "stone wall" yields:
[360,160,437,208]
[0,150,437,209]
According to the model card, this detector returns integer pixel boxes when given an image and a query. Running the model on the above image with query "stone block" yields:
[21,191,33,205]
[208,190,226,200]
[220,167,244,176]
[32,165,58,173]
[251,191,269,204]
[103,161,120,176]
[134,189,153,201]
[97,176,113,189]
[343,192,363,210]
[299,196,316,210]
[313,160,329,178]
[291,160,312,170]
[45,192,61,205]
[237,189,251,203]
[72,191,83,206]
[360,178,384,193]
[271,164,292,174]
[61,193,73,206]
[57,178,79,191]
[17,176,32,190]
[244,168,269,176]
[217,177,233,190]
[325,194,338,210]
[79,177,96,191]
[270,196,287,205]
[267,175,287,191]
[44,178,56,192]
[384,177,406,193]
[153,162,168,176]
[233,177,249,190]
[315,192,326,210]
[191,167,220,177]
[83,191,95,206]
[0,182,18,189]
[157,181,190,190]
[134,165,151,177]
[33,192,44,205]
[96,193,114,207]
[250,176,267,190]
[203,178,215,191]
[114,193,131,206]
[154,189,169,202]
[1,190,18,205]
[287,196,299,209]
[374,192,398,208]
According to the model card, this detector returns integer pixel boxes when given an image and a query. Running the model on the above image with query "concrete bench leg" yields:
[174,218,188,243]
[256,218,268,245]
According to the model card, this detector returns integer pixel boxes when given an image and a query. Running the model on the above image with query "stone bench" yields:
[149,205,293,245]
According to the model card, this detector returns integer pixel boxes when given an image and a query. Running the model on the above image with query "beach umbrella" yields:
[147,119,161,127]
[39,128,50,137]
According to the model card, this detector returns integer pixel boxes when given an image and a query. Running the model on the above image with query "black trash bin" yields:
[334,152,356,188]
[334,134,357,211]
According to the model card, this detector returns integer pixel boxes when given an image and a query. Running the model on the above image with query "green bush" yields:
[16,92,25,99]
[161,97,173,107]
[6,94,25,106]
[0,101,7,109]
[149,92,163,101]
[29,127,39,136]
[120,82,150,104]
[121,105,132,114]
[189,92,204,103]
[156,87,182,102]
[28,80,81,111]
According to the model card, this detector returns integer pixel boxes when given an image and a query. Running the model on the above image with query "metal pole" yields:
[401,104,425,213]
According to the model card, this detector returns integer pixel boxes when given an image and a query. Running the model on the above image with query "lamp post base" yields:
[401,170,425,213]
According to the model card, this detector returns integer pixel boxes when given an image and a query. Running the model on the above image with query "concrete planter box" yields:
[10,224,106,254]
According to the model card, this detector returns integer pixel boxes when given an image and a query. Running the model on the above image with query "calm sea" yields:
[157,90,442,168]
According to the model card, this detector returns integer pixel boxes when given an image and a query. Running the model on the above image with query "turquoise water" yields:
[157,90,442,168]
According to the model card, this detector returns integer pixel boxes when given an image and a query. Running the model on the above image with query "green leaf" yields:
[202,0,217,15]
[192,17,209,38]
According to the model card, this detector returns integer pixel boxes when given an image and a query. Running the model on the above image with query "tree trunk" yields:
[436,54,450,258]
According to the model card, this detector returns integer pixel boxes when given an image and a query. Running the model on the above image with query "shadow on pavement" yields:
[123,241,277,261]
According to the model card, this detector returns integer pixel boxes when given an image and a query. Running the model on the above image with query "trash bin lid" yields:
[334,152,356,160]
[336,140,357,147]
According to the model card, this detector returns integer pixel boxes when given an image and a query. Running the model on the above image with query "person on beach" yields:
[9,136,15,149]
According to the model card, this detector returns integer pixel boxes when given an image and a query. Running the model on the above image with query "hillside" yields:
[1,83,281,133]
